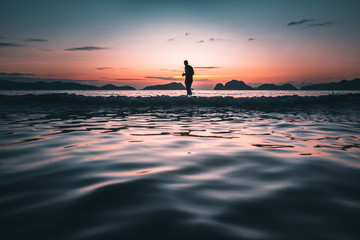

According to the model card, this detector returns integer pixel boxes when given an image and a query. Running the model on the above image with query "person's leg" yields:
[185,81,192,95]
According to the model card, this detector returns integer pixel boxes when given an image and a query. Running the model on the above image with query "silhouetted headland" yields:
[214,80,253,90]
[143,82,186,90]
[214,78,360,90]
[301,78,360,90]
[214,80,296,90]
[257,83,297,90]
[0,80,136,90]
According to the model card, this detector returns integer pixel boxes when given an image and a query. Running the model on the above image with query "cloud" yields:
[0,36,5,39]
[145,76,178,81]
[185,32,190,36]
[194,67,220,69]
[96,67,113,70]
[287,19,314,26]
[38,48,53,52]
[160,69,182,72]
[0,42,24,47]
[167,38,175,41]
[0,72,35,77]
[193,78,211,82]
[209,38,224,41]
[64,46,109,51]
[248,38,255,41]
[114,78,144,81]
[307,22,335,27]
[26,38,47,42]
[197,38,224,43]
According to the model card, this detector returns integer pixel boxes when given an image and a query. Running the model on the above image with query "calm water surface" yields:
[1,105,360,239]
[2,89,360,97]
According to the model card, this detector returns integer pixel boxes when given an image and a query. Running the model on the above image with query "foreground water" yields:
[1,94,360,240]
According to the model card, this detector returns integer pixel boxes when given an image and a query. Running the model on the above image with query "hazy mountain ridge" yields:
[301,78,360,90]
[214,79,360,90]
[0,80,136,90]
[142,82,186,90]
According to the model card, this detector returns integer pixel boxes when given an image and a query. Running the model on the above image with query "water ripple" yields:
[1,110,360,239]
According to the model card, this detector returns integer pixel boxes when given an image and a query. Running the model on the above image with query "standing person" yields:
[182,60,194,96]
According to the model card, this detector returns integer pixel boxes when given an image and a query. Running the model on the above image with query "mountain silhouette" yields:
[257,83,297,90]
[301,78,360,90]
[143,82,186,90]
[214,80,253,90]
[0,80,136,90]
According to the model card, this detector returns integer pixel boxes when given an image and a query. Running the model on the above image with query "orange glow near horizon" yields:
[1,22,360,90]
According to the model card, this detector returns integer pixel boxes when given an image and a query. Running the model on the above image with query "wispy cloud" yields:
[114,78,144,81]
[193,78,211,82]
[145,76,178,81]
[248,38,255,41]
[0,72,35,77]
[197,38,224,43]
[26,38,47,42]
[96,67,113,70]
[209,38,224,41]
[64,46,109,51]
[160,69,182,72]
[194,67,220,69]
[0,42,24,47]
[167,38,175,41]
[307,22,335,27]
[287,19,314,26]
[38,48,53,52]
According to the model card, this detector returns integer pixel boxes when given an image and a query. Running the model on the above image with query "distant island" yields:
[2,78,359,91]
[257,83,297,90]
[143,82,186,90]
[301,78,360,90]
[214,80,253,90]
[214,80,297,90]
[0,80,136,90]
[214,79,360,90]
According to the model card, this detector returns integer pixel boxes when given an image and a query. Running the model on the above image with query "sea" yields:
[1,90,360,240]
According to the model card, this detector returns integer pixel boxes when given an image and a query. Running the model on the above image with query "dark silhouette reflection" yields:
[182,60,194,96]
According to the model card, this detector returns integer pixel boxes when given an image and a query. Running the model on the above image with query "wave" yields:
[0,93,360,112]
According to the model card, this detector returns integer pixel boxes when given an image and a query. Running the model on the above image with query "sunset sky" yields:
[1,0,360,89]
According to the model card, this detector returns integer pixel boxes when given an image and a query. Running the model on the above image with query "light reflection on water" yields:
[0,108,360,239]
[2,89,360,97]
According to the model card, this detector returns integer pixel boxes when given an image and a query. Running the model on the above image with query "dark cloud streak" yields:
[194,67,220,69]
[0,42,24,47]
[307,22,335,27]
[0,72,35,77]
[26,38,47,42]
[64,46,109,51]
[287,19,314,26]
[96,67,113,70]
[145,76,178,81]
[197,38,224,43]
[38,48,53,52]
[114,78,144,81]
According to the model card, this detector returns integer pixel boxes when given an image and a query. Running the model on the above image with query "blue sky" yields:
[1,0,360,88]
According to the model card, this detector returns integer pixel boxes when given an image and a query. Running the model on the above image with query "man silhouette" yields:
[182,60,194,96]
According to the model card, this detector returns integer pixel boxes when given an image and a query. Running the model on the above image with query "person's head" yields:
[184,60,188,66]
